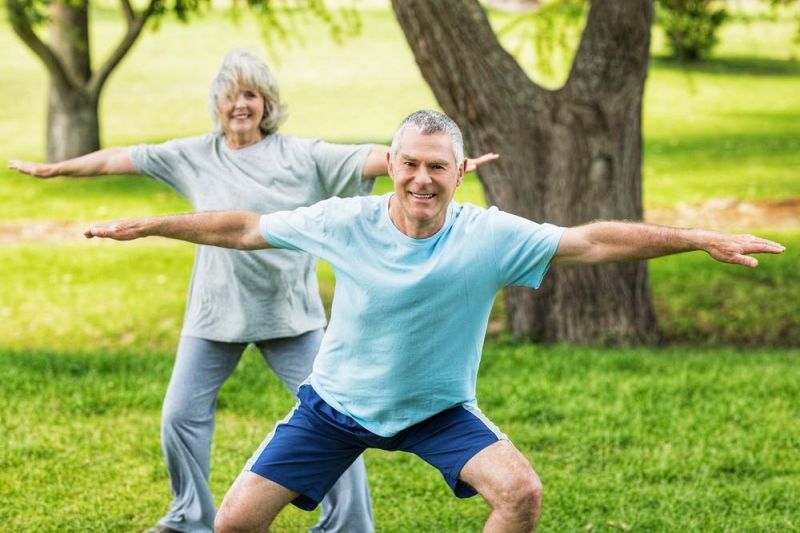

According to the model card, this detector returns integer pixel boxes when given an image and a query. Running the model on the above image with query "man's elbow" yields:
[236,231,269,250]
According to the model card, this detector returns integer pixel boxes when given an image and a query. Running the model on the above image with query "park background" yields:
[1,0,799,530]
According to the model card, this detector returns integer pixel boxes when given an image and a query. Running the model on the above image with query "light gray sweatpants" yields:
[157,331,374,532]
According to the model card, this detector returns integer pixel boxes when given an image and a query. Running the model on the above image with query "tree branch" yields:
[566,0,653,98]
[120,0,135,24]
[6,0,80,92]
[88,0,159,97]
[392,0,547,127]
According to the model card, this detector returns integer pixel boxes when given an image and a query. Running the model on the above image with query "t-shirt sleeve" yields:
[128,139,193,197]
[310,140,374,198]
[259,200,330,258]
[491,209,565,288]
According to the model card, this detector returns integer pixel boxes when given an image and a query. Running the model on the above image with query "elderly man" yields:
[85,110,784,532]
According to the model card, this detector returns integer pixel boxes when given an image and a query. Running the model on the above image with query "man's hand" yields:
[466,153,499,173]
[84,220,144,241]
[704,232,785,268]
[8,160,56,178]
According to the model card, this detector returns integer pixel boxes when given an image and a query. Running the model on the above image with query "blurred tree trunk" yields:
[46,0,99,162]
[392,0,660,344]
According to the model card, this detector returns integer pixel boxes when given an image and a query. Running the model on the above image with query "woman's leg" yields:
[157,336,247,533]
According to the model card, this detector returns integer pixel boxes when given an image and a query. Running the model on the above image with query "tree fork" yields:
[392,0,659,345]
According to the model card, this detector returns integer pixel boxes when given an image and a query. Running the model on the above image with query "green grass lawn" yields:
[2,344,798,531]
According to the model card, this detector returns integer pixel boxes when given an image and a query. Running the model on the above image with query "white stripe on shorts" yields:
[461,404,508,441]
[243,401,301,472]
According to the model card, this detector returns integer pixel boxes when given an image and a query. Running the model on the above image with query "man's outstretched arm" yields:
[84,211,269,250]
[553,221,785,268]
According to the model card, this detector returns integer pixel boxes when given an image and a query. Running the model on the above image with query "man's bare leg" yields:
[215,471,299,532]
[459,440,543,532]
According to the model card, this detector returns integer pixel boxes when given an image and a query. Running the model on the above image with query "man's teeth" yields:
[411,193,434,199]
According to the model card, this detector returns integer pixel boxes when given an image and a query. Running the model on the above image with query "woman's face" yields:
[216,86,266,139]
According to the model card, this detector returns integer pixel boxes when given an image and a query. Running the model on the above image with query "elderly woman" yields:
[9,49,495,533]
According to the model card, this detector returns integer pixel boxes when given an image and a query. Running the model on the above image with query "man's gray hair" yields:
[390,110,465,165]
[209,48,287,136]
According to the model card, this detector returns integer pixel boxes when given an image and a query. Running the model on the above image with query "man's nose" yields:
[414,167,432,184]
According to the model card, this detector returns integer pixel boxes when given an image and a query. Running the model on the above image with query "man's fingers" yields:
[741,234,784,252]
[741,239,785,255]
[738,255,758,268]
[84,224,116,239]
[84,226,102,239]
[8,160,27,173]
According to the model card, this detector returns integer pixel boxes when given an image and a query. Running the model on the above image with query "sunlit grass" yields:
[2,344,798,530]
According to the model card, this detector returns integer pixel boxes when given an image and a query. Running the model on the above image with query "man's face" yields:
[387,130,465,238]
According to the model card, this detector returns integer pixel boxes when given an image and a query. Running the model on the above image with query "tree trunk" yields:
[46,0,99,161]
[392,0,659,345]
[46,81,100,162]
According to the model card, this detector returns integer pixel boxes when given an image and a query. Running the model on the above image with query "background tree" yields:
[6,0,197,162]
[657,0,727,60]
[392,0,659,344]
[6,0,357,162]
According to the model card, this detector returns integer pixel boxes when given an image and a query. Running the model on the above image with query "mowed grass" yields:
[1,343,798,531]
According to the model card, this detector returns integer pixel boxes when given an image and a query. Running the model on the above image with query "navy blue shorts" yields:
[246,384,505,510]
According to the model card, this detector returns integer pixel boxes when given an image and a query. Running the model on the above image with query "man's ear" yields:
[456,159,467,186]
[386,150,395,180]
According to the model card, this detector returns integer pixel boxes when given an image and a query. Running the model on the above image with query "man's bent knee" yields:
[215,497,279,533]
[214,504,244,533]
[214,471,294,533]
[494,471,543,513]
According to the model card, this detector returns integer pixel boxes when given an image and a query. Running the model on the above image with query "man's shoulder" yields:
[450,201,496,225]
[318,194,382,213]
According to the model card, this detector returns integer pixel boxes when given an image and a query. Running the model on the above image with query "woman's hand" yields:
[8,160,58,178]
[466,153,499,173]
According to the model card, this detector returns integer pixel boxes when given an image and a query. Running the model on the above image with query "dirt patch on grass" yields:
[1,198,798,244]
[645,198,800,231]
[0,221,89,244]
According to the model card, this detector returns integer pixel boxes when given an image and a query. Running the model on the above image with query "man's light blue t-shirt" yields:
[260,193,564,437]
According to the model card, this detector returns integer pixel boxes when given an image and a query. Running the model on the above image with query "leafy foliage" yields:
[657,0,728,60]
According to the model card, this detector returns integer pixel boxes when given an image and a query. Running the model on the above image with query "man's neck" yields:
[387,195,446,239]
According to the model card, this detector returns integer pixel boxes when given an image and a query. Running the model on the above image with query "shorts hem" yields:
[248,467,321,511]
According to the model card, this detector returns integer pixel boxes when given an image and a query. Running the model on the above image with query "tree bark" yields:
[392,0,659,344]
[46,0,100,161]
[46,79,100,163]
